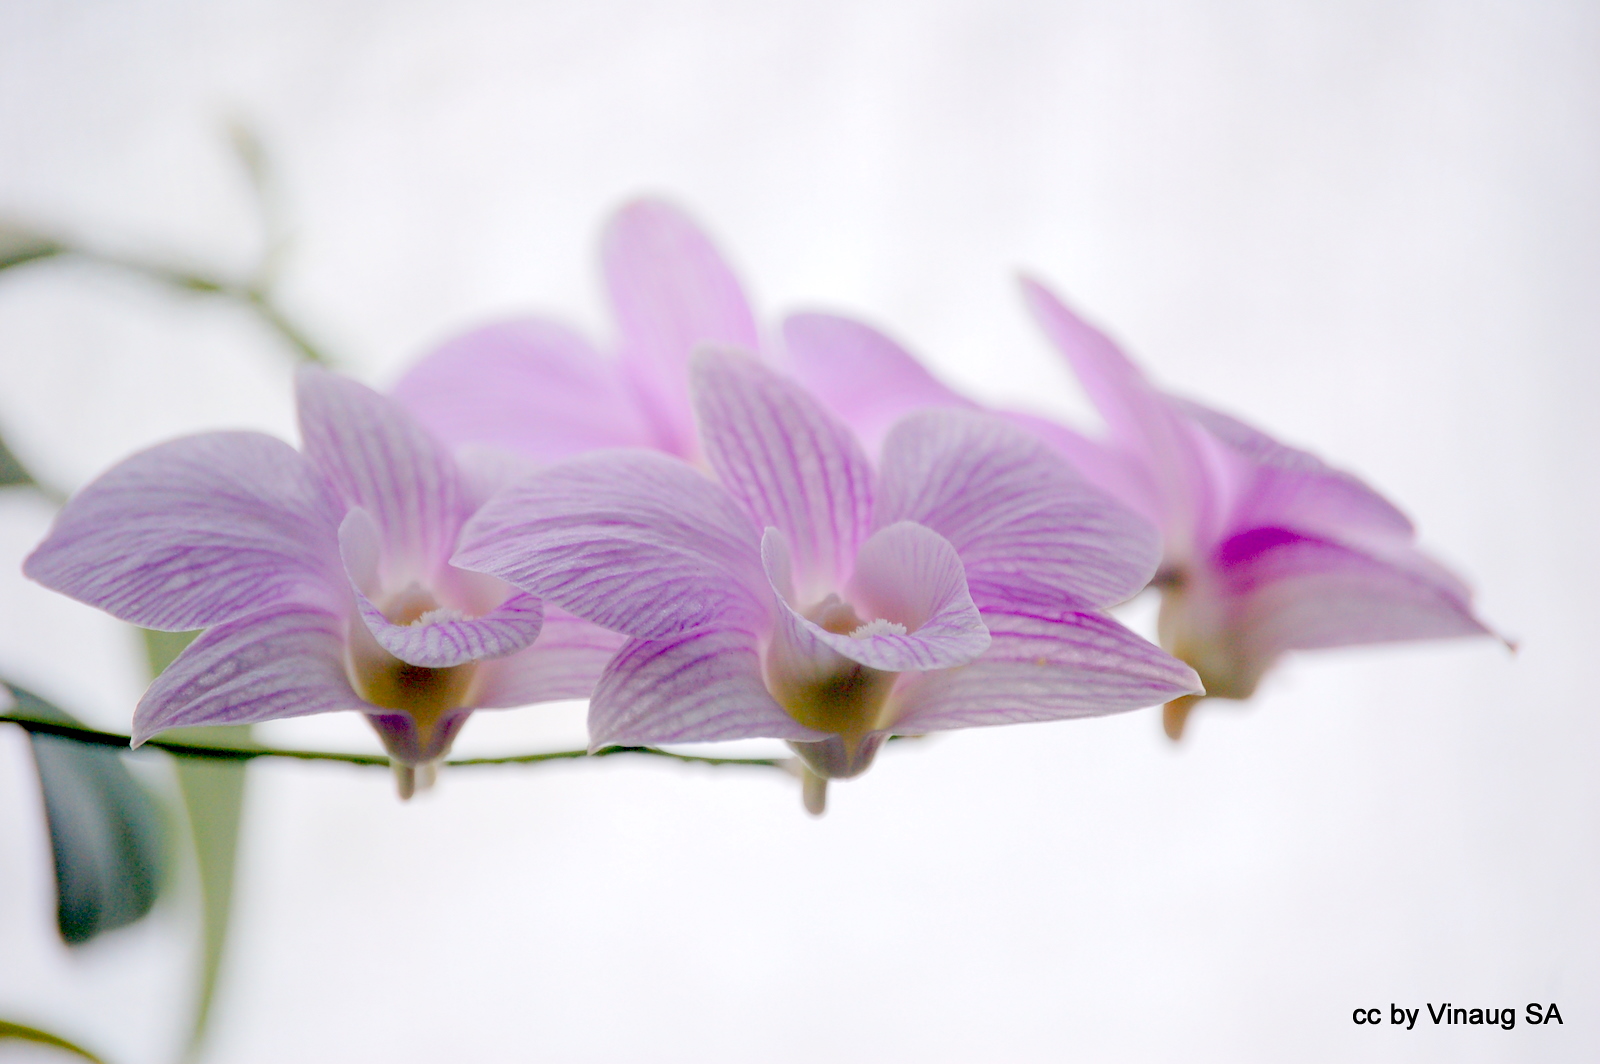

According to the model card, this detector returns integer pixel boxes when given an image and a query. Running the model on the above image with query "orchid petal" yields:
[693,349,874,596]
[891,610,1202,733]
[134,605,366,743]
[1020,277,1211,539]
[470,607,627,708]
[297,366,463,576]
[1003,410,1165,530]
[762,524,989,673]
[1176,399,1416,543]
[782,312,976,454]
[603,199,760,456]
[588,627,825,748]
[877,409,1161,613]
[24,432,343,630]
[454,449,768,639]
[354,586,543,670]
[391,318,655,461]
[1216,528,1490,667]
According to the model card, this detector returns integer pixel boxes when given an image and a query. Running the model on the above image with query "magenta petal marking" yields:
[891,610,1202,733]
[297,366,464,576]
[782,312,977,454]
[24,431,344,630]
[603,199,761,457]
[454,449,768,639]
[391,318,655,461]
[761,525,989,673]
[693,349,874,597]
[876,408,1161,612]
[133,605,367,744]
[470,608,628,708]
[588,628,825,749]
[1216,528,1490,663]
[1176,399,1416,544]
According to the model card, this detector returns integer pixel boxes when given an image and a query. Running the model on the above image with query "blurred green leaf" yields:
[0,1018,107,1063]
[142,628,248,1062]
[0,222,64,272]
[0,428,36,488]
[9,684,166,946]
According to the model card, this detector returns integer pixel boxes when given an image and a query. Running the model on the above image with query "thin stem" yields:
[1,713,787,771]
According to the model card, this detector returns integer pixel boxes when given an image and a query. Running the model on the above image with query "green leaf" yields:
[0,1018,108,1063]
[10,684,166,946]
[142,628,248,1062]
[0,221,64,273]
[0,428,36,488]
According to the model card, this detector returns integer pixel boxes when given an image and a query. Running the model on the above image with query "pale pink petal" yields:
[603,199,760,456]
[876,408,1161,613]
[391,318,655,461]
[1003,410,1166,530]
[133,605,366,743]
[782,312,976,454]
[588,627,824,748]
[470,607,628,708]
[24,432,344,630]
[693,349,874,597]
[1020,277,1212,539]
[761,524,989,673]
[1216,528,1491,668]
[890,610,1202,733]
[1177,399,1416,543]
[454,449,768,639]
[297,367,464,576]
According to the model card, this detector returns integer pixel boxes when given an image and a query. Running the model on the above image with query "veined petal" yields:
[355,587,543,669]
[470,607,628,708]
[1215,527,1491,666]
[877,408,1161,613]
[890,610,1202,733]
[1020,277,1212,540]
[297,367,464,577]
[133,605,367,744]
[24,432,344,630]
[391,318,655,461]
[693,349,874,597]
[762,524,989,673]
[1004,411,1165,530]
[603,199,760,456]
[454,449,768,639]
[782,312,976,454]
[588,627,824,748]
[1177,399,1416,543]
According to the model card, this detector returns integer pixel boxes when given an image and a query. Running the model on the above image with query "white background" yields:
[0,2,1594,1061]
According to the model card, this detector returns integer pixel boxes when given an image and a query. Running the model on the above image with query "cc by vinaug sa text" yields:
[1352,1003,1563,1030]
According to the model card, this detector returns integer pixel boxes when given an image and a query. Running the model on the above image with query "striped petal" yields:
[454,449,768,639]
[890,610,1201,733]
[588,627,824,748]
[297,366,465,580]
[133,605,366,744]
[876,408,1160,613]
[693,349,874,598]
[24,432,344,630]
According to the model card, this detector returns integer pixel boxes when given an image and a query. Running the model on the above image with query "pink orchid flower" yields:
[786,280,1495,740]
[25,368,621,796]
[456,350,1200,813]
[392,198,761,465]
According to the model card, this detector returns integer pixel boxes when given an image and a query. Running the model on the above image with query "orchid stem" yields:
[1,713,786,771]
